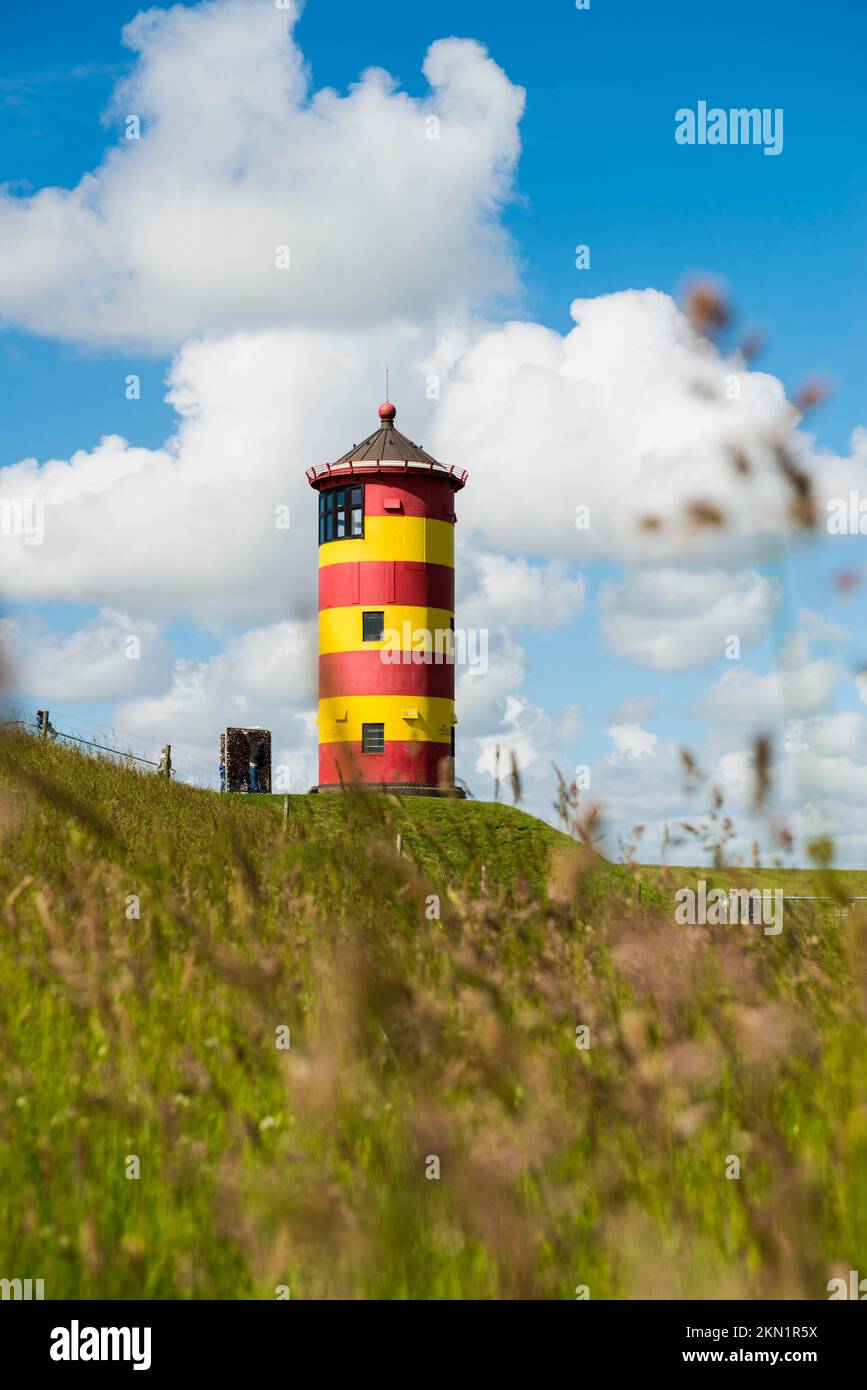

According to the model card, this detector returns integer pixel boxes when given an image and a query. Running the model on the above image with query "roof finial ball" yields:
[378,400,397,423]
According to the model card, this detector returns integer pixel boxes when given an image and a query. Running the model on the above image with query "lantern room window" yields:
[319,485,363,544]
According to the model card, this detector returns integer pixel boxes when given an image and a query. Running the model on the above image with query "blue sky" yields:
[1,0,866,857]
[3,0,866,458]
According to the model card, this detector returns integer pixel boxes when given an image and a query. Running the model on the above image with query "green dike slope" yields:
[258,790,569,891]
[2,730,867,1300]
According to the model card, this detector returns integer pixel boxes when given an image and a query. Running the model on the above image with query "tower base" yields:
[310,782,466,799]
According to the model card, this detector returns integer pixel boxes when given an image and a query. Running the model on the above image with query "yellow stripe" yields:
[318,695,455,744]
[319,605,454,655]
[319,516,454,568]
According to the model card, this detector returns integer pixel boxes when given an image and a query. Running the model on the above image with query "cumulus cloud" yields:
[428,290,867,568]
[0,608,171,701]
[0,0,524,349]
[0,326,435,621]
[472,692,582,791]
[694,659,842,725]
[458,548,585,630]
[585,715,863,866]
[796,607,849,647]
[113,617,318,788]
[455,629,527,737]
[606,722,660,763]
[599,567,779,669]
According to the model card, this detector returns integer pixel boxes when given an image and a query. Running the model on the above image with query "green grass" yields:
[2,730,867,1300]
[251,789,569,892]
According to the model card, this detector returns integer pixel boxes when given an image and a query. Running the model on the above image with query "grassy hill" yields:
[261,787,570,891]
[2,730,867,1299]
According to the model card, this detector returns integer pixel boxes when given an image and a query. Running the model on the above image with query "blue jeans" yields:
[248,765,262,793]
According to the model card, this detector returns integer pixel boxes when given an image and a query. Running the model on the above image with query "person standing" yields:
[248,732,266,793]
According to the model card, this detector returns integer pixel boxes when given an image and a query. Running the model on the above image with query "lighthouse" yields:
[306,401,467,794]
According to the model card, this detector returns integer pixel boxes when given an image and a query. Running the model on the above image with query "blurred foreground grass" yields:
[1,730,866,1299]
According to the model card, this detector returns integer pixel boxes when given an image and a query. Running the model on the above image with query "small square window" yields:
[363,610,385,642]
[362,722,385,754]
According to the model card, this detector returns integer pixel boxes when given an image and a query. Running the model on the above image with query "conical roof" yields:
[306,402,467,490]
[335,402,440,466]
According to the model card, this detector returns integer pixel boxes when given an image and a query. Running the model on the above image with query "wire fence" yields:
[0,698,219,791]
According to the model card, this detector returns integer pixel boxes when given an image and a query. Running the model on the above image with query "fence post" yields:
[283,794,290,824]
[39,709,49,737]
[159,744,172,779]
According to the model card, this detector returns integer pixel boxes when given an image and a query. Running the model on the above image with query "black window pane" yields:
[318,483,363,544]
[363,611,384,642]
[362,723,385,754]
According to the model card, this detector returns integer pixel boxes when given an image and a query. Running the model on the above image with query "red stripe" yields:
[319,650,455,699]
[319,561,454,610]
[319,740,453,786]
[317,477,459,519]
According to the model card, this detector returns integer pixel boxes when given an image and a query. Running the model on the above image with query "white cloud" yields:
[428,291,867,569]
[472,692,582,793]
[598,567,779,670]
[796,606,849,647]
[0,608,171,701]
[0,326,437,622]
[606,723,660,763]
[112,617,319,789]
[458,548,585,630]
[0,0,524,349]
[694,659,842,725]
[456,629,526,737]
[800,710,867,759]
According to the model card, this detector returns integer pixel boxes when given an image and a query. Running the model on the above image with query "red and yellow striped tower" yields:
[306,401,467,794]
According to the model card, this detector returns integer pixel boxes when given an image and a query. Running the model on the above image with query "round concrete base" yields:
[310,782,467,799]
